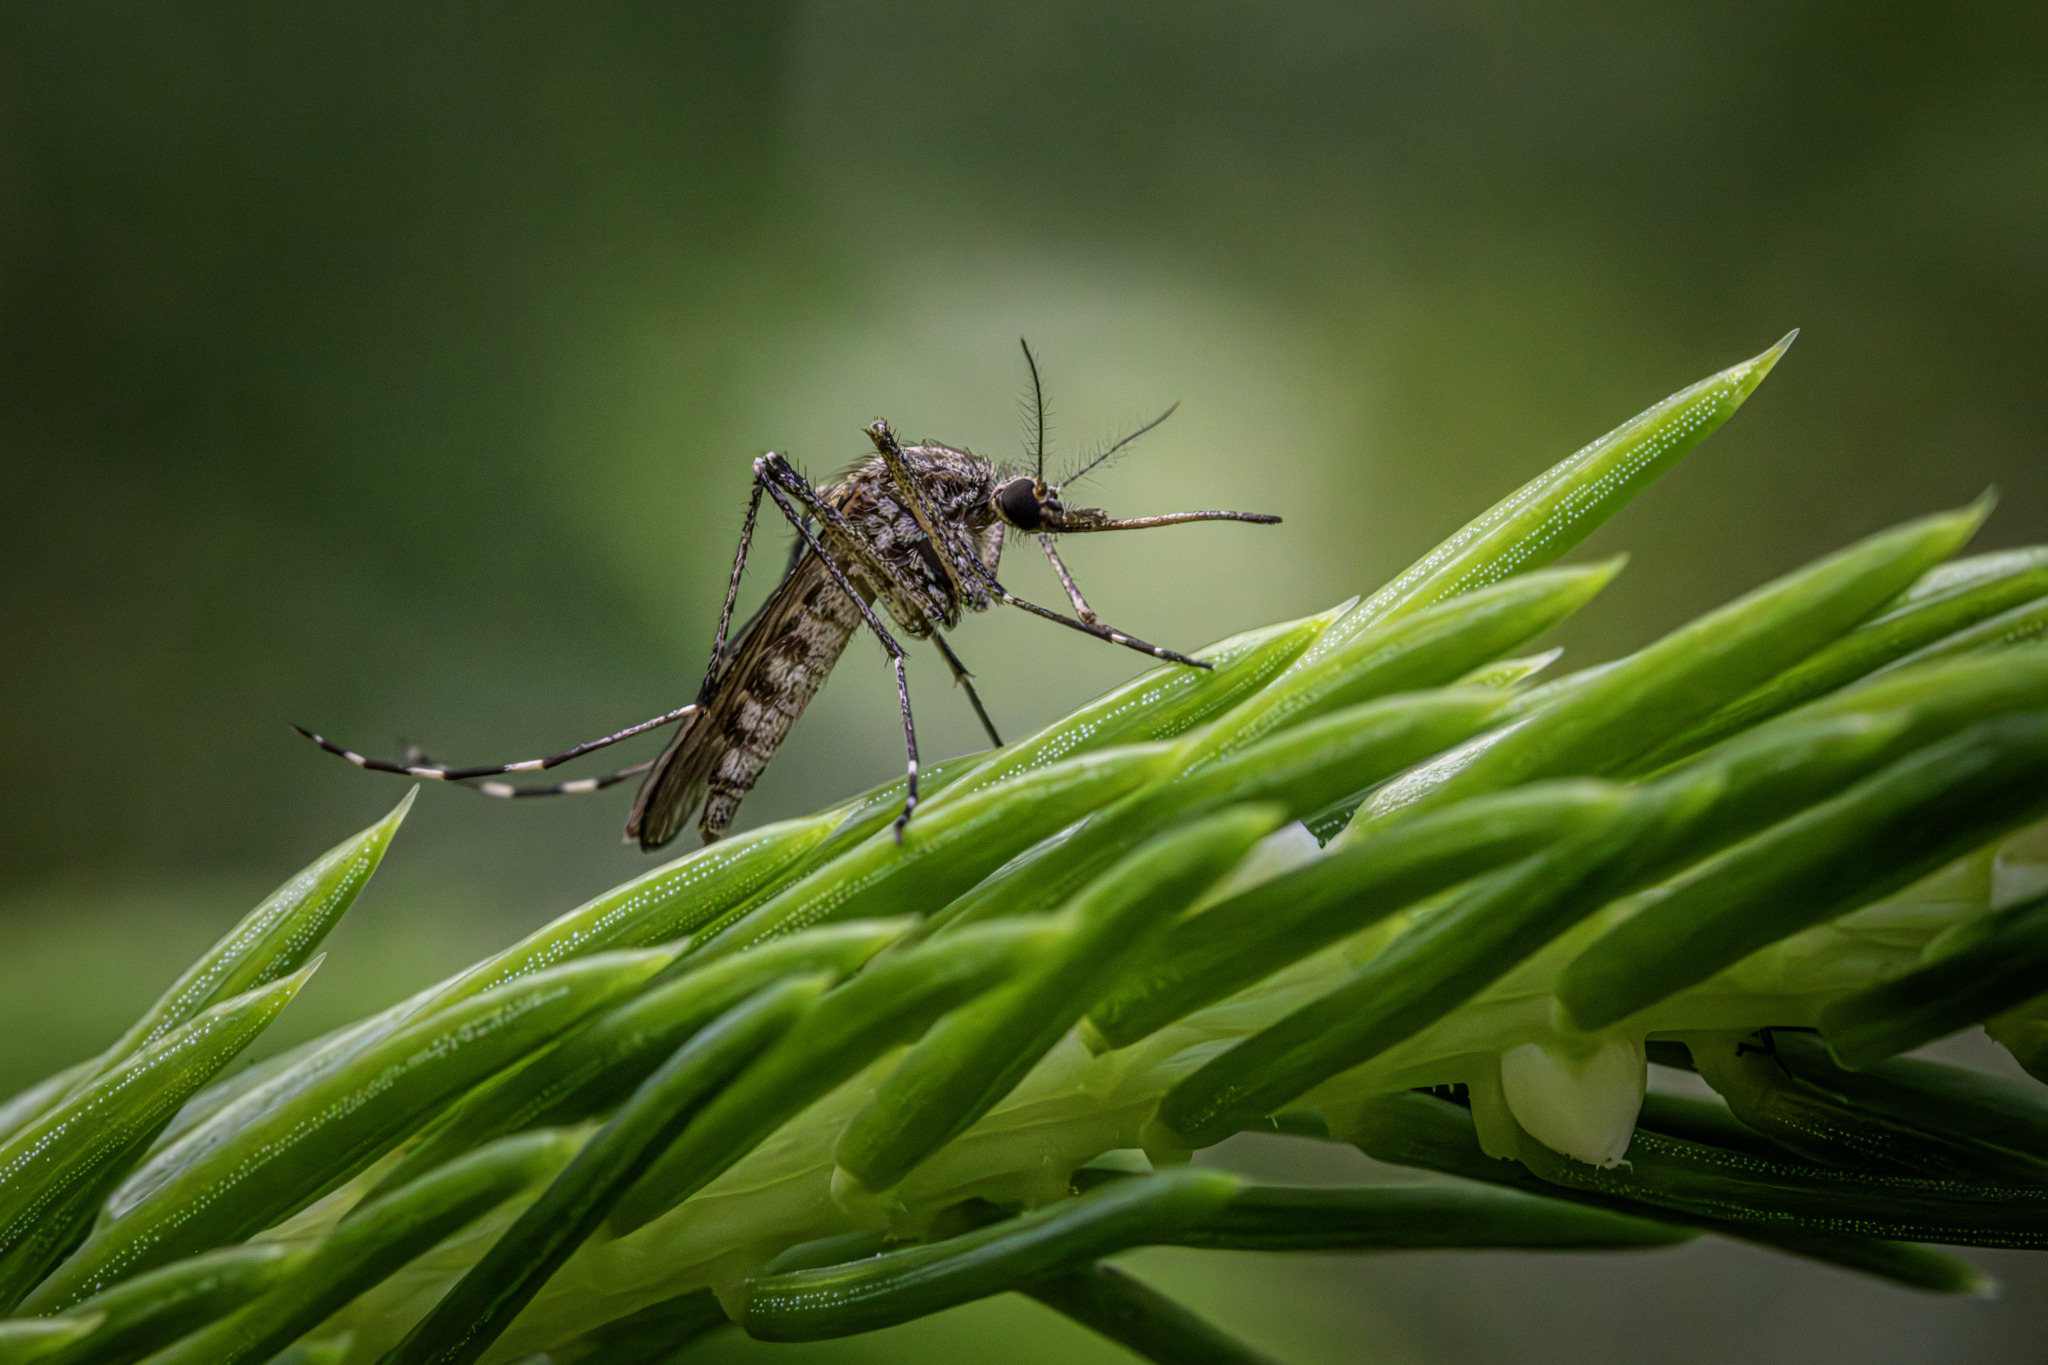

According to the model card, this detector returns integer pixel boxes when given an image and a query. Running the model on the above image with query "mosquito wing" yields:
[622,706,714,851]
[625,549,861,849]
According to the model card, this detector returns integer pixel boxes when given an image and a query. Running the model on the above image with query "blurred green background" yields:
[3,4,2045,1361]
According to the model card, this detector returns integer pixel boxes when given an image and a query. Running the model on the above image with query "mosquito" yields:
[298,342,1281,850]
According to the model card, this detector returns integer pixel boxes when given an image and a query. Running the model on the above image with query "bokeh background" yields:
[4,4,2046,1361]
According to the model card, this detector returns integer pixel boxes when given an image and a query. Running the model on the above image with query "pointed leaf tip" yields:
[1313,337,1804,657]
[1919,490,1998,556]
[1729,329,1798,402]
[1581,553,1629,582]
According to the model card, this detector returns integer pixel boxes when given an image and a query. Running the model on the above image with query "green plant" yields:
[7,331,2048,1364]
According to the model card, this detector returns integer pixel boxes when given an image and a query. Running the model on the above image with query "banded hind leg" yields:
[391,744,660,799]
[294,702,697,788]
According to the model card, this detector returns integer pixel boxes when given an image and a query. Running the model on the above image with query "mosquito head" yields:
[991,476,1065,532]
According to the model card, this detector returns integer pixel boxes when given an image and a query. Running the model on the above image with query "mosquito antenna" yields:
[1057,401,1179,492]
[1019,337,1047,484]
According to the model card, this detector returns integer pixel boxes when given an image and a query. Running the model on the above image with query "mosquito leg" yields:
[941,542,1212,670]
[294,702,699,782]
[698,476,765,702]
[1037,534,1098,623]
[470,756,658,799]
[931,632,1003,748]
[756,464,924,841]
[383,748,655,798]
[992,590,1212,668]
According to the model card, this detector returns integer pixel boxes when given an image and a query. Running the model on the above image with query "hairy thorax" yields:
[823,442,1007,633]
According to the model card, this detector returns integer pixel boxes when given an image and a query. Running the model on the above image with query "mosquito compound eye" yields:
[994,477,1044,531]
